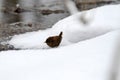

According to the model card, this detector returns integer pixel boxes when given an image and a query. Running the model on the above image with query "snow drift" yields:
[9,4,120,49]
[0,30,120,80]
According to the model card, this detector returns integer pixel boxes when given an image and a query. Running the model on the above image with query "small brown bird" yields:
[45,32,63,48]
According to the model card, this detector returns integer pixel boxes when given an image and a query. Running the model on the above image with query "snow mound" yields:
[0,30,120,80]
[9,4,120,49]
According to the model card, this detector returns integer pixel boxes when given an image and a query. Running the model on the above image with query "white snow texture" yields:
[0,4,120,80]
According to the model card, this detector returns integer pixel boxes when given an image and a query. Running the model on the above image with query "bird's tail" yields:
[59,32,63,37]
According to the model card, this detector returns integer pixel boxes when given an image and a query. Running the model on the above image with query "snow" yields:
[0,30,120,80]
[9,4,120,49]
[0,4,120,80]
[65,0,79,14]
[52,4,120,42]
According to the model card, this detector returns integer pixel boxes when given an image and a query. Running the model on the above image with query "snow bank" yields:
[52,4,120,42]
[0,30,120,80]
[9,4,120,49]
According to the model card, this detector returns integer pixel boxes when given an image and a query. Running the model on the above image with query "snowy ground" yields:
[0,30,120,80]
[8,4,120,49]
[0,4,120,80]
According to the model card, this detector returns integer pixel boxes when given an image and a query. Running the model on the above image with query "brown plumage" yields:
[45,32,63,48]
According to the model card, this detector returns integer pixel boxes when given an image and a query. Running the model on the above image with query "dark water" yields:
[0,0,70,41]
[0,0,69,28]
[0,0,20,23]
[0,0,119,27]
[1,0,119,24]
